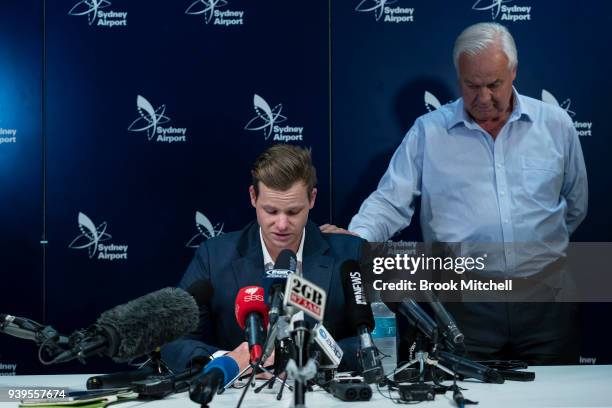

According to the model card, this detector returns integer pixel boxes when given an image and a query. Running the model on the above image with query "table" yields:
[1,365,611,407]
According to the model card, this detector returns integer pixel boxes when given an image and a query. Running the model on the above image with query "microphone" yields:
[340,260,384,384]
[312,323,343,368]
[437,351,504,384]
[189,356,239,405]
[1,314,68,347]
[235,286,269,363]
[53,287,200,363]
[384,299,438,341]
[421,291,464,346]
[85,281,213,389]
[86,365,159,390]
[264,249,297,327]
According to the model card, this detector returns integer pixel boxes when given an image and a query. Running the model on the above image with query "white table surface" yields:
[1,365,611,407]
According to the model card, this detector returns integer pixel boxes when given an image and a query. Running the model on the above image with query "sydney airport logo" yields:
[68,0,127,27]
[128,95,188,143]
[424,91,443,112]
[69,212,128,261]
[0,360,17,376]
[185,0,244,26]
[0,127,17,146]
[186,211,224,248]
[244,94,304,142]
[472,0,531,22]
[541,89,592,137]
[355,0,415,23]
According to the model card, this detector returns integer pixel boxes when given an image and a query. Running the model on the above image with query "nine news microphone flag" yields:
[339,260,384,384]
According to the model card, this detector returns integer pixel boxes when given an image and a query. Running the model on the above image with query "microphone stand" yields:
[227,319,294,408]
[253,339,291,400]
[286,320,320,408]
[390,324,504,385]
[389,331,457,383]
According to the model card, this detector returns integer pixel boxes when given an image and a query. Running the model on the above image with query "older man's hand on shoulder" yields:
[319,224,360,237]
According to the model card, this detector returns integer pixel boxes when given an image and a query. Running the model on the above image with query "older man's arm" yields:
[560,116,588,235]
[347,126,424,242]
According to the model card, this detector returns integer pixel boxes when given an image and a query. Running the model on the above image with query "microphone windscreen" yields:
[204,356,239,386]
[263,250,296,299]
[340,260,375,332]
[234,286,269,330]
[275,249,297,271]
[96,287,199,362]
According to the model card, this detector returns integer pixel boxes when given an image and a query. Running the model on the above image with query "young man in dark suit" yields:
[163,144,363,372]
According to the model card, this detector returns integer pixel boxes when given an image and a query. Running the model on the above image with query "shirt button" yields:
[504,219,509,223]
[497,163,503,168]
[500,191,505,196]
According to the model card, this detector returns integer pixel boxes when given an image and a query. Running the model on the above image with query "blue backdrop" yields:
[1,0,610,374]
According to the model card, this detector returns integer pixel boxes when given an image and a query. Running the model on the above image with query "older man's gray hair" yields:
[453,22,518,72]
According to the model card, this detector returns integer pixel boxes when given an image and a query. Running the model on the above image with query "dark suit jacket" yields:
[162,220,364,372]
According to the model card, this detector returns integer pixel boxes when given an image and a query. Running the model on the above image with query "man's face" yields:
[250,181,316,257]
[458,46,516,122]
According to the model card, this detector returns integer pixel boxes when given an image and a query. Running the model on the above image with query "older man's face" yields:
[458,46,516,122]
[250,181,316,260]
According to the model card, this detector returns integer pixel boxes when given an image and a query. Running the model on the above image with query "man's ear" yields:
[308,187,317,210]
[249,185,257,208]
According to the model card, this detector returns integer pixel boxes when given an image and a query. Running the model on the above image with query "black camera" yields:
[399,383,435,402]
[329,379,372,401]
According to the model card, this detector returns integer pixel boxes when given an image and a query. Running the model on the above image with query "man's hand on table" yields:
[226,342,275,380]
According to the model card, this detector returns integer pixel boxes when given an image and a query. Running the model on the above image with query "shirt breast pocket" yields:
[521,157,563,207]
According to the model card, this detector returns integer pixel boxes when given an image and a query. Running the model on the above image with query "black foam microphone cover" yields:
[96,287,199,361]
[276,248,297,271]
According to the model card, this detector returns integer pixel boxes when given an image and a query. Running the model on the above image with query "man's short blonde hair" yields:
[251,144,317,198]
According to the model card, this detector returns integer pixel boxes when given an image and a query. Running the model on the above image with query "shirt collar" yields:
[447,87,532,131]
[260,227,305,272]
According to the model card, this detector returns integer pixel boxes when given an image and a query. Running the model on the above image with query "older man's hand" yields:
[319,224,360,237]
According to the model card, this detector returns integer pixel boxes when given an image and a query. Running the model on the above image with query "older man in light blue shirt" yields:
[348,87,587,277]
[323,22,587,364]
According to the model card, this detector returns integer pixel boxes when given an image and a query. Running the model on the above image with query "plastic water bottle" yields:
[371,301,397,375]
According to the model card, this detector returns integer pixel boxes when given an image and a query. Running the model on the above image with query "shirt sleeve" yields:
[560,115,588,235]
[348,124,424,242]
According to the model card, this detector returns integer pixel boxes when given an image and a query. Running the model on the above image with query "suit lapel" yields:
[302,221,334,298]
[231,221,265,289]
[230,220,334,295]
[231,254,264,289]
